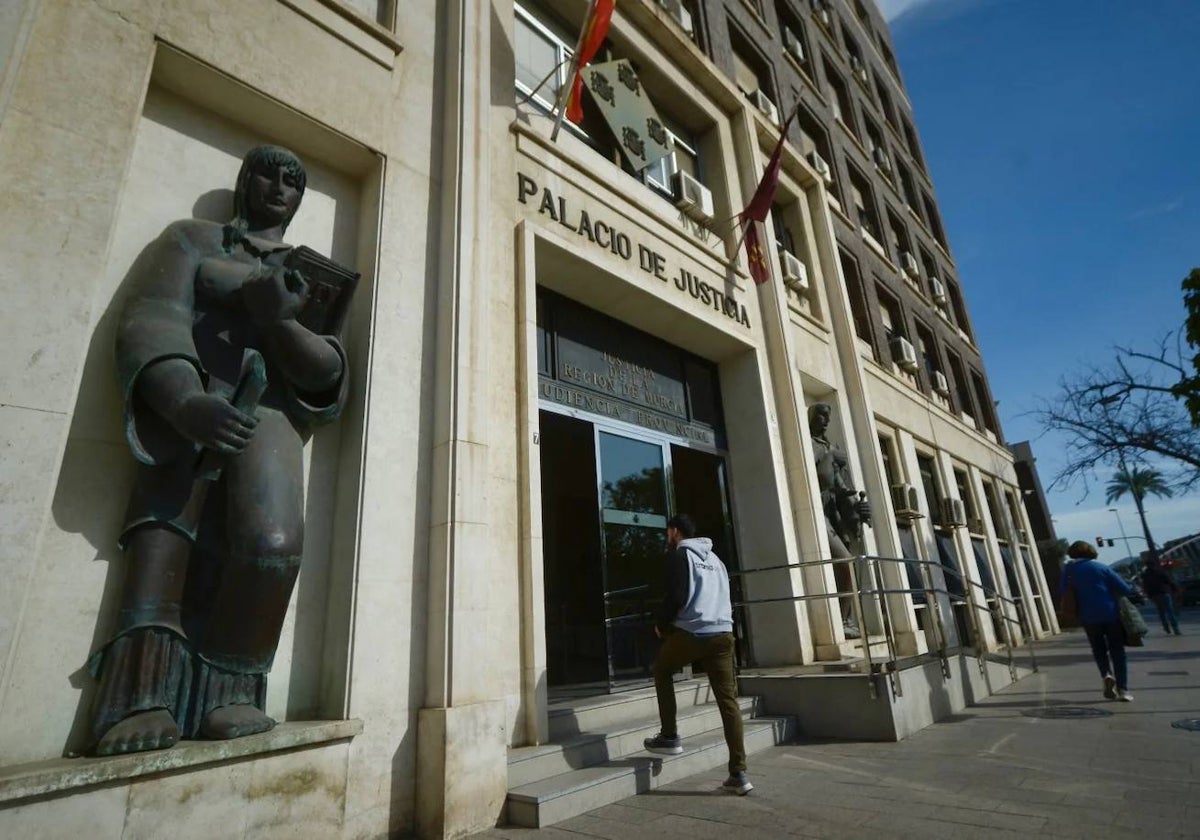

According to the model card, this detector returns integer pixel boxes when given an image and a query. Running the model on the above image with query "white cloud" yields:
[875,0,941,22]
[1127,196,1184,221]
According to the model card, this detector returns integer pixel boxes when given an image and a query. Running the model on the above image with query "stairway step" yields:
[547,679,716,741]
[506,715,795,828]
[509,696,760,788]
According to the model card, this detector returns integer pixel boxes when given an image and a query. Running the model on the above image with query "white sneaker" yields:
[1118,690,1134,702]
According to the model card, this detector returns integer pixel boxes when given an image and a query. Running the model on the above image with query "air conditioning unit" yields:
[899,250,919,277]
[811,0,832,26]
[850,55,869,85]
[929,275,947,305]
[890,335,919,372]
[780,249,809,293]
[872,146,891,173]
[671,170,714,222]
[890,483,922,520]
[966,515,985,535]
[783,27,805,63]
[658,0,694,36]
[752,90,779,125]
[940,498,967,528]
[806,150,834,186]
[932,370,950,396]
[1017,527,1030,544]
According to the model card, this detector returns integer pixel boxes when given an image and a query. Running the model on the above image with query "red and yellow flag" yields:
[744,221,771,285]
[566,0,616,125]
[740,103,799,285]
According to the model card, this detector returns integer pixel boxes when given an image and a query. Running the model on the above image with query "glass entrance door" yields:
[598,431,669,685]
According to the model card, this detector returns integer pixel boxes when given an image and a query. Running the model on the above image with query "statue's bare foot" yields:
[200,704,275,740]
[95,709,180,756]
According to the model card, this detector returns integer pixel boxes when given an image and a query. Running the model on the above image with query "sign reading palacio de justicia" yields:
[517,172,752,330]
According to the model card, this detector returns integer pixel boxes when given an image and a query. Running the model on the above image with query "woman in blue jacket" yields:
[1060,540,1138,701]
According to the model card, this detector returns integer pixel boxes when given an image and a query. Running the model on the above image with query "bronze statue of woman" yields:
[88,146,350,755]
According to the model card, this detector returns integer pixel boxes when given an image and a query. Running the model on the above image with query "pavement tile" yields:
[480,610,1200,839]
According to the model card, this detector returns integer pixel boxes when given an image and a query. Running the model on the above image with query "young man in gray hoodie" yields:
[644,514,751,795]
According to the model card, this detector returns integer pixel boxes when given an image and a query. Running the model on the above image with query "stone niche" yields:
[0,45,379,817]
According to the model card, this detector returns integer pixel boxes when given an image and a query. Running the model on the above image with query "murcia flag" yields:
[566,0,616,125]
[739,102,798,285]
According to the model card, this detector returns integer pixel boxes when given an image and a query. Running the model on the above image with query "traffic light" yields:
[1097,536,1105,547]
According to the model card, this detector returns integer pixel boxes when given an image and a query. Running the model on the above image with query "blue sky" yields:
[880,0,1200,559]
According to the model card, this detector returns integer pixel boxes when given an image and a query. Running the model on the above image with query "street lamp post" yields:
[1108,507,1134,559]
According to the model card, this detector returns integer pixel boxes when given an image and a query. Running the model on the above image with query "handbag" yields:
[1117,595,1148,647]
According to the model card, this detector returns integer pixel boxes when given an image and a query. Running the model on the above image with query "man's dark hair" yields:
[667,514,696,538]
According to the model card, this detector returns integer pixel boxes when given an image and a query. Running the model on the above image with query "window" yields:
[644,115,700,196]
[917,453,942,516]
[516,3,708,206]
[945,350,973,417]
[901,114,925,171]
[731,32,776,111]
[876,283,904,343]
[846,162,881,242]
[971,369,1000,437]
[853,0,871,24]
[886,207,911,265]
[771,202,798,255]
[343,0,394,27]
[838,247,874,345]
[840,26,869,91]
[657,0,702,47]
[921,191,948,248]
[895,158,919,213]
[914,320,941,385]
[947,279,971,338]
[873,71,897,129]
[821,56,856,136]
[918,246,938,287]
[879,434,900,487]
[776,2,811,72]
[515,3,573,112]
[863,113,890,176]
[796,104,836,197]
[878,36,901,82]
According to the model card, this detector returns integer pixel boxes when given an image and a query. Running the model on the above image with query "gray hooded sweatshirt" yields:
[660,537,733,636]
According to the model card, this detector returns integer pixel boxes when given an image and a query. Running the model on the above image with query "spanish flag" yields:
[566,0,616,125]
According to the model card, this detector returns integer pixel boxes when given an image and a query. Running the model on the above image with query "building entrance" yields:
[539,409,739,692]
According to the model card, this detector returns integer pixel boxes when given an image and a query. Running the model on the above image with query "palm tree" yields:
[1105,466,1173,559]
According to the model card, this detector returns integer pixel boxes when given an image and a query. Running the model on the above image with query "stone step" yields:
[509,696,760,788]
[506,714,795,828]
[547,678,716,742]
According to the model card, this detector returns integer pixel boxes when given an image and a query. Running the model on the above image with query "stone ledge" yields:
[0,719,362,806]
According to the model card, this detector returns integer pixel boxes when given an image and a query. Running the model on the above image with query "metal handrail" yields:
[731,552,1040,700]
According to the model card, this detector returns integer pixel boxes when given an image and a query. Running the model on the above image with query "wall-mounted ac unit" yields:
[780,249,809,293]
[806,150,833,186]
[783,27,805,63]
[966,515,985,535]
[932,370,950,396]
[671,170,714,222]
[872,146,891,173]
[890,335,919,372]
[657,0,694,35]
[815,3,832,28]
[929,276,947,305]
[752,90,779,125]
[940,498,967,528]
[890,483,922,519]
[900,250,919,278]
[850,55,869,85]
[1017,527,1030,544]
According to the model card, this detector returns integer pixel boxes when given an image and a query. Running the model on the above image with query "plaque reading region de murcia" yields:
[582,59,673,173]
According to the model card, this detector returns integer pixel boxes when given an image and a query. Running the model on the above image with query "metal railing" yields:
[730,553,1039,699]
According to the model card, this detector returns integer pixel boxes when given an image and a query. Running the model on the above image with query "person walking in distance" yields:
[643,515,751,795]
[1141,558,1182,635]
[1060,540,1140,701]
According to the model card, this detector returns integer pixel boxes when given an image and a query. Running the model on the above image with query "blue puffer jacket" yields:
[1060,559,1134,625]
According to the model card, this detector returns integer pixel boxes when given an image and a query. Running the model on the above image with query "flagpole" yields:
[550,0,598,143]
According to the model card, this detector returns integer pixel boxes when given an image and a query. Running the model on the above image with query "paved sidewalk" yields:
[478,607,1200,839]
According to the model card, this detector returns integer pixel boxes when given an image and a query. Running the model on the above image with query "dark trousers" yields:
[653,629,746,774]
[1084,621,1128,690]
[1152,594,1181,634]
